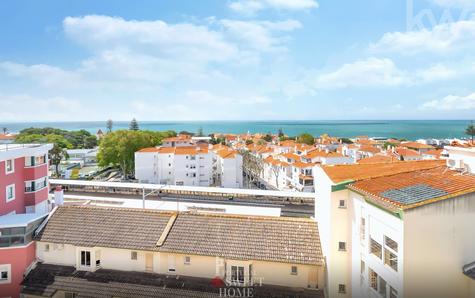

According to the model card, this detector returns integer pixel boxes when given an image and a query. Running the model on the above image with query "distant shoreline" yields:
[1,120,470,140]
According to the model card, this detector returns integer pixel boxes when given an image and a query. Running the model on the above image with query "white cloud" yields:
[315,58,410,89]
[229,0,318,14]
[370,19,475,54]
[421,92,475,110]
[219,19,301,52]
[0,62,80,87]
[0,94,83,121]
[428,0,475,9]
[416,64,457,82]
[185,90,271,105]
[64,15,238,63]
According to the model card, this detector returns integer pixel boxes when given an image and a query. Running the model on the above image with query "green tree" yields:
[263,133,273,142]
[50,143,69,177]
[197,127,204,137]
[1,127,7,134]
[296,133,315,145]
[129,118,139,131]
[466,121,475,143]
[16,133,72,177]
[245,139,254,145]
[97,130,174,178]
[278,128,284,138]
[339,138,354,144]
[106,119,113,133]
[17,127,97,149]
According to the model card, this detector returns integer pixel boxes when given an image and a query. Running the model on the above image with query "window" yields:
[370,238,382,259]
[291,266,298,275]
[80,251,91,267]
[378,276,387,297]
[25,155,46,167]
[45,244,50,252]
[361,260,365,274]
[65,292,78,298]
[184,256,191,265]
[231,265,245,283]
[360,218,365,241]
[0,264,11,284]
[384,236,398,252]
[338,199,346,208]
[384,250,398,271]
[5,185,15,202]
[338,242,346,251]
[389,286,398,298]
[369,268,378,290]
[190,155,196,160]
[25,177,47,193]
[131,251,137,260]
[5,159,14,174]
[338,284,346,294]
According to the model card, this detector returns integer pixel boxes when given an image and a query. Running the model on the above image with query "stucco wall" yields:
[403,193,475,298]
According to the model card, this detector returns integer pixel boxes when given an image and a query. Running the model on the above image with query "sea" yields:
[0,120,472,140]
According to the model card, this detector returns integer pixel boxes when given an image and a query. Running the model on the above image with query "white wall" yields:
[349,191,404,298]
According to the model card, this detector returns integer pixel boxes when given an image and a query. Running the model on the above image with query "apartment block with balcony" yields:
[0,143,52,297]
[135,144,242,188]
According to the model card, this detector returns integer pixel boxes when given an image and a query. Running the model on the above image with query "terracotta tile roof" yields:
[293,161,315,168]
[175,146,208,155]
[137,147,161,153]
[264,156,289,167]
[423,149,443,158]
[322,160,445,183]
[400,142,434,150]
[22,263,323,298]
[159,213,323,265]
[348,166,475,210]
[305,149,343,159]
[36,206,322,265]
[281,152,300,160]
[279,140,296,147]
[357,155,399,164]
[35,206,173,251]
[358,146,381,154]
[396,147,421,157]
[299,174,314,180]
[216,149,237,159]
[0,134,15,140]
[22,263,220,298]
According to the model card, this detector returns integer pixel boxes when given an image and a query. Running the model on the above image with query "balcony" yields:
[24,187,49,206]
[0,213,47,248]
[24,163,48,181]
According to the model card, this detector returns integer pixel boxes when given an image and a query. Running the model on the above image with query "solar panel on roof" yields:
[380,184,448,205]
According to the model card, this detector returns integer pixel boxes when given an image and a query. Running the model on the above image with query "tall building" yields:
[0,144,52,297]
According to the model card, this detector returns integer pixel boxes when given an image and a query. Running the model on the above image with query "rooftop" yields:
[322,160,444,183]
[348,166,475,211]
[36,205,322,265]
[22,263,323,298]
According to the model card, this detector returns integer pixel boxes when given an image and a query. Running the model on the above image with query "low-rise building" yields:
[25,205,325,297]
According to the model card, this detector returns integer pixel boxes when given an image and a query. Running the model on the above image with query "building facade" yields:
[0,144,52,297]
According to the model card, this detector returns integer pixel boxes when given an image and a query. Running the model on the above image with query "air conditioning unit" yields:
[447,158,464,169]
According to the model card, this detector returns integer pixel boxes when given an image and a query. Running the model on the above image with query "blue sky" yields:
[0,0,474,121]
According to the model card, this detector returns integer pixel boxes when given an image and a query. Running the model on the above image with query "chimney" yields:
[54,186,64,206]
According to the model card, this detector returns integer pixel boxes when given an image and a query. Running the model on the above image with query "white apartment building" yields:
[314,153,475,298]
[135,145,243,188]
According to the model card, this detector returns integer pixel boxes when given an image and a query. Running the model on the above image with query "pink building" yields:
[0,144,52,297]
